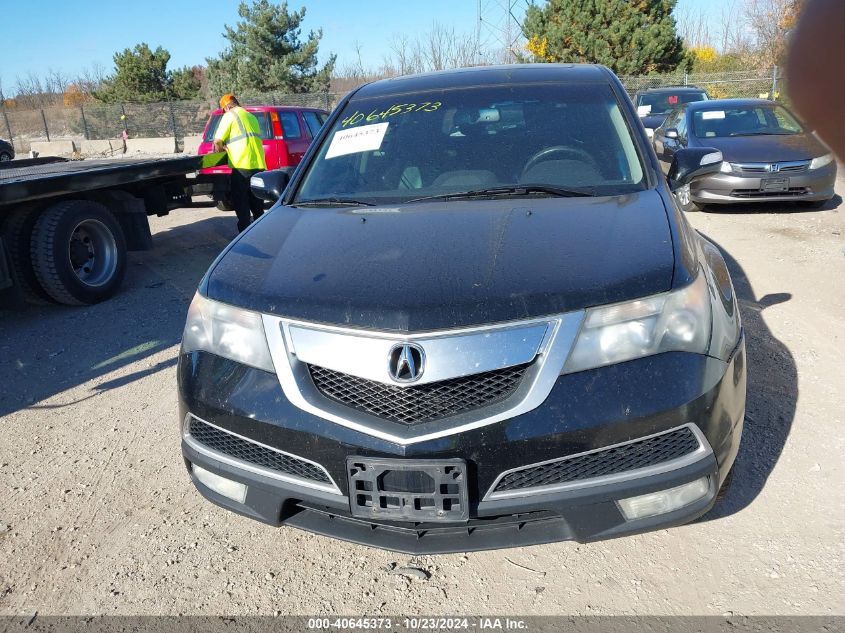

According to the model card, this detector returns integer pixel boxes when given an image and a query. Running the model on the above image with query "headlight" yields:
[809,153,833,170]
[719,161,734,173]
[181,293,275,372]
[562,272,711,374]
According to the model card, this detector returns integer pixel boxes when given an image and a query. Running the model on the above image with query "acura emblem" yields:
[388,343,425,383]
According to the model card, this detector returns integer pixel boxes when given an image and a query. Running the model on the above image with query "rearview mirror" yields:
[250,169,290,202]
[668,148,723,191]
[665,128,679,140]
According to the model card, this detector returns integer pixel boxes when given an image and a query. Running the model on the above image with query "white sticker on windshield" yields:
[325,122,389,159]
[701,110,726,120]
[637,105,652,116]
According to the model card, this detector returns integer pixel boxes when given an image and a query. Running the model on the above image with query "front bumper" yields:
[691,162,836,204]
[177,336,746,554]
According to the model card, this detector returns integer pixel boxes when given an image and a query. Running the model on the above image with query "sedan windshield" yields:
[293,83,645,206]
[636,91,708,115]
[692,105,805,138]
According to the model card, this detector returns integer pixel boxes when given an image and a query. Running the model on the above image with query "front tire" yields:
[0,152,12,162]
[30,200,127,305]
[675,184,705,212]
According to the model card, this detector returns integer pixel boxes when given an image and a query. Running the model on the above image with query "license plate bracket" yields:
[347,457,469,522]
[761,177,789,192]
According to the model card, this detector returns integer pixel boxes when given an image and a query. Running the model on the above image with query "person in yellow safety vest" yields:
[213,93,268,232]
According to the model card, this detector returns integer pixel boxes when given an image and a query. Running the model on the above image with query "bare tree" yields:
[744,0,803,66]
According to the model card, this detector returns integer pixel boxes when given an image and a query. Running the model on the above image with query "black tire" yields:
[216,196,234,212]
[715,468,734,502]
[30,200,127,305]
[0,208,54,304]
[0,151,12,162]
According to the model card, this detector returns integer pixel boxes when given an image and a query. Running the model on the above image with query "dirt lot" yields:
[1,179,844,617]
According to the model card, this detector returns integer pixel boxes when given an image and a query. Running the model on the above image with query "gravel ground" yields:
[1,177,844,616]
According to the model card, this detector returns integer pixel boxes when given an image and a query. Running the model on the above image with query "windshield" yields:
[293,83,646,205]
[636,91,708,115]
[692,105,805,138]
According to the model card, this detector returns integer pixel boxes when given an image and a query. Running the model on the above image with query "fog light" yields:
[192,464,247,503]
[617,477,710,520]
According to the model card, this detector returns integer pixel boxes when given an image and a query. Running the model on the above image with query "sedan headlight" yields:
[563,272,711,374]
[181,293,275,372]
[809,153,833,170]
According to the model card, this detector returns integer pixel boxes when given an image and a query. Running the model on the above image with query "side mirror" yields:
[250,169,290,202]
[665,128,679,140]
[668,148,723,191]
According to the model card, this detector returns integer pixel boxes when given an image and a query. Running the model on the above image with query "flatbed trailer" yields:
[0,153,225,308]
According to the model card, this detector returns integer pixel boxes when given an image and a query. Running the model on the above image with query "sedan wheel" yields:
[675,184,704,213]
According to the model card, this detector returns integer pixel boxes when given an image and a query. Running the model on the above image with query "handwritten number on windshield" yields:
[341,102,441,127]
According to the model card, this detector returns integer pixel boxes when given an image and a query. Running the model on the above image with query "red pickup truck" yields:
[195,105,329,209]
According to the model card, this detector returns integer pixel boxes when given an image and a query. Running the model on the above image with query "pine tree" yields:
[95,44,173,103]
[206,0,336,96]
[524,0,689,76]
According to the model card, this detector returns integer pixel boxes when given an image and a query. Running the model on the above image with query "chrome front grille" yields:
[733,160,810,174]
[308,362,531,426]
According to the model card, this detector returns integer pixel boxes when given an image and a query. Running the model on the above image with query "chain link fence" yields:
[1,92,337,154]
[619,68,782,100]
[0,69,785,155]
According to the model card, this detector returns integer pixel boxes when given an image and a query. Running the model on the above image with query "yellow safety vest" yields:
[214,107,267,170]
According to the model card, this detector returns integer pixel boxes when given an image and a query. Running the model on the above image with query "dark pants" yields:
[230,168,265,232]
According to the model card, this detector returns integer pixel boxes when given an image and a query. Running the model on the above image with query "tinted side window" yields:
[279,112,302,139]
[302,111,324,137]
[255,113,273,140]
[203,114,223,142]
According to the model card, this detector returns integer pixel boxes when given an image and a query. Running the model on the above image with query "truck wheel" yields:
[30,200,127,305]
[0,208,53,304]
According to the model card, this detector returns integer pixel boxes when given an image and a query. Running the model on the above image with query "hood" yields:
[205,191,676,332]
[701,132,828,163]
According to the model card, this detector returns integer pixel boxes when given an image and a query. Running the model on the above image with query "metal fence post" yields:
[168,100,178,141]
[80,106,90,140]
[1,109,12,146]
[771,66,778,98]
[41,109,50,142]
[683,71,688,86]
[120,104,129,137]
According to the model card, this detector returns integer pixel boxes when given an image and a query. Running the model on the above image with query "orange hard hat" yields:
[219,93,237,109]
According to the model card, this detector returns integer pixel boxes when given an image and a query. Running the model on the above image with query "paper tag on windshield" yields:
[701,110,726,120]
[637,105,652,116]
[325,122,389,159]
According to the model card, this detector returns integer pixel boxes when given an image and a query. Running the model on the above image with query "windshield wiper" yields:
[407,184,595,204]
[292,197,375,207]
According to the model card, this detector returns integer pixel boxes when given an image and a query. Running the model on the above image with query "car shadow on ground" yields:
[702,193,842,215]
[698,233,798,520]
[0,212,235,418]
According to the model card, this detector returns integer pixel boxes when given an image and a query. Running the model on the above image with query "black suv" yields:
[0,138,14,162]
[178,64,746,553]
[634,86,710,136]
